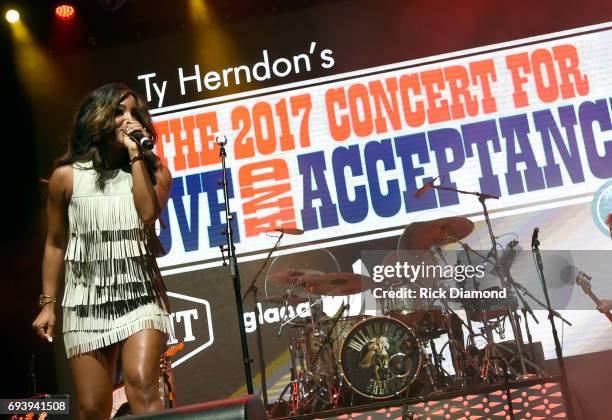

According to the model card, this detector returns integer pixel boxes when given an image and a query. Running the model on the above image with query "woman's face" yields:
[114,94,141,145]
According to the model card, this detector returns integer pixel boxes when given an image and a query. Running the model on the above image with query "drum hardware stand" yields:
[457,241,489,367]
[419,339,444,393]
[402,408,416,420]
[309,303,348,411]
[311,303,348,370]
[216,135,254,394]
[509,274,572,327]
[285,345,306,415]
[520,307,541,373]
[490,356,516,420]
[429,183,529,379]
[424,272,484,386]
[277,299,319,336]
[457,240,538,380]
[241,231,285,408]
[531,229,576,419]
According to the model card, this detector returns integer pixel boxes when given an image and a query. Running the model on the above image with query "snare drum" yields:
[339,316,422,399]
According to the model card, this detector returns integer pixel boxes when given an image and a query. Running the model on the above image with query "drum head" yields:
[339,316,421,399]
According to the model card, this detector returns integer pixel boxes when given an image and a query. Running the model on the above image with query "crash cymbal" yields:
[267,268,326,285]
[399,217,474,250]
[266,293,309,305]
[298,273,375,296]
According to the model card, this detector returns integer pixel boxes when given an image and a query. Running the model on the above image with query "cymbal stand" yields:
[241,231,285,408]
[431,183,528,378]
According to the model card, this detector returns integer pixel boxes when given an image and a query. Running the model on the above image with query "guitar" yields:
[575,271,612,323]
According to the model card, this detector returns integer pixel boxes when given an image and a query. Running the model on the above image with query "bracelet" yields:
[39,294,57,307]
[130,153,144,165]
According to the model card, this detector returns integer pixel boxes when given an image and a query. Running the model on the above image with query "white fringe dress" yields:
[62,161,173,358]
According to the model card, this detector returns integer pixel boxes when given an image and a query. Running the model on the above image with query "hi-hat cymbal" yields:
[267,268,326,285]
[298,273,375,296]
[266,293,309,305]
[399,217,474,250]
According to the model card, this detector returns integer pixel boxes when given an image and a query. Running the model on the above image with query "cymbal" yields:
[266,294,309,305]
[298,273,375,296]
[399,217,474,250]
[267,268,326,285]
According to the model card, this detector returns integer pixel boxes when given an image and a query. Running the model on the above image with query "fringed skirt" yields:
[62,225,173,358]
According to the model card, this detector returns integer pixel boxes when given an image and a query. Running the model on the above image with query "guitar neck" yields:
[586,290,612,323]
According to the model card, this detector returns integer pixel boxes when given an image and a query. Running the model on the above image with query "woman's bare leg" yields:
[121,329,165,414]
[70,345,119,420]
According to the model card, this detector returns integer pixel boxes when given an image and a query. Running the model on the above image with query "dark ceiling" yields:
[0,0,341,55]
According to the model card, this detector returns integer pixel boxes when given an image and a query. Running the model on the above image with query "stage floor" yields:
[269,376,567,419]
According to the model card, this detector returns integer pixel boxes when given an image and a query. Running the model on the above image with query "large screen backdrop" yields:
[24,0,612,407]
[154,24,612,403]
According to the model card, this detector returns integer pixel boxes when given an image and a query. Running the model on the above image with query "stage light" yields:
[55,4,75,20]
[5,9,20,23]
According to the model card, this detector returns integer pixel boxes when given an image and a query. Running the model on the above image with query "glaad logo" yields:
[243,294,365,333]
[591,180,612,237]
[166,291,214,368]
[243,260,373,332]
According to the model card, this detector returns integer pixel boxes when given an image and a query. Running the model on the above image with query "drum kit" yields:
[268,216,549,416]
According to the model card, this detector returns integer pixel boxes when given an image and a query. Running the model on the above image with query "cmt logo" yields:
[591,180,612,237]
[166,292,214,367]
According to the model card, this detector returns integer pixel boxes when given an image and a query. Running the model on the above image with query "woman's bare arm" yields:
[32,165,71,342]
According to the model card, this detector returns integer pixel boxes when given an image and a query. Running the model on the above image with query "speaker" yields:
[129,394,268,419]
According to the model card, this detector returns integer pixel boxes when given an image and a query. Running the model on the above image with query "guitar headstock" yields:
[576,271,593,294]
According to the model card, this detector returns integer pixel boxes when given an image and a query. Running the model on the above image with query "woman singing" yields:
[32,83,173,419]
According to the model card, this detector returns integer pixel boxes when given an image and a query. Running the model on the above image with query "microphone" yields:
[531,227,539,248]
[272,228,304,235]
[127,130,154,151]
[414,176,439,199]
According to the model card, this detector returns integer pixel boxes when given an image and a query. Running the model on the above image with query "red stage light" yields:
[55,4,75,20]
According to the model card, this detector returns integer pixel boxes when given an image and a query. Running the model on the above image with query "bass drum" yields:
[339,316,421,399]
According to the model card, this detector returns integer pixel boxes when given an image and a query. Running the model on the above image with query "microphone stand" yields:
[217,136,254,394]
[431,184,529,378]
[241,232,285,408]
[532,233,576,419]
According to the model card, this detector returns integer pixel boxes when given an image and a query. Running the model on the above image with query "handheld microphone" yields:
[128,130,154,151]
[414,176,439,199]
[531,227,540,248]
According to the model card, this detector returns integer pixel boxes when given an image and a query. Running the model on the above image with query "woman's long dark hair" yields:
[56,83,160,189]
